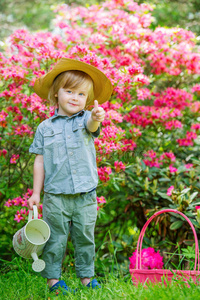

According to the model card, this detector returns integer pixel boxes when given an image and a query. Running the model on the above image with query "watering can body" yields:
[13,205,50,272]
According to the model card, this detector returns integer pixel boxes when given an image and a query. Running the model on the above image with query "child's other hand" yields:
[91,100,105,123]
[27,194,40,210]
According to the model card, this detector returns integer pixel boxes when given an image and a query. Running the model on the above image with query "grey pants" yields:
[40,190,97,279]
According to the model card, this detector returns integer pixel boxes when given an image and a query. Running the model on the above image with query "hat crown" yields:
[34,58,113,106]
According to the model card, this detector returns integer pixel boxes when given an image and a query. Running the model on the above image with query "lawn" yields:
[1,258,200,300]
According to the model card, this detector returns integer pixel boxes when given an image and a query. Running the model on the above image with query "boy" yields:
[27,58,113,294]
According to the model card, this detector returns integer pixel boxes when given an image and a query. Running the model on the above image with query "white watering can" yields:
[13,205,50,272]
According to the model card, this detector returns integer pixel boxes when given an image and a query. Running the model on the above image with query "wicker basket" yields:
[130,209,200,285]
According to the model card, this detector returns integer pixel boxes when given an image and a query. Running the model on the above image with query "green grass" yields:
[1,258,200,300]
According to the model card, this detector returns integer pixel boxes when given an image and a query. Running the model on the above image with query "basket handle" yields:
[135,209,199,271]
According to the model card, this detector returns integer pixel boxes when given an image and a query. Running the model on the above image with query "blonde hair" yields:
[48,70,94,107]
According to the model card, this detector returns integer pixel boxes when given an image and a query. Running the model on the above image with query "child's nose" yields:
[73,93,78,100]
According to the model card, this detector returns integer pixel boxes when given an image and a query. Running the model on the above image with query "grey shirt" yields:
[29,109,100,195]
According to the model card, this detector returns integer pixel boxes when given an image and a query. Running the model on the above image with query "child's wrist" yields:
[32,192,41,198]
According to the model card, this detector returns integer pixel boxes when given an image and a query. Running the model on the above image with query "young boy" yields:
[27,58,113,294]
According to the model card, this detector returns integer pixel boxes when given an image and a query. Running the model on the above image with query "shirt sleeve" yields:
[84,110,100,138]
[29,125,44,155]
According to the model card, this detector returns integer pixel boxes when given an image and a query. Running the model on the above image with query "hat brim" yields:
[34,58,113,106]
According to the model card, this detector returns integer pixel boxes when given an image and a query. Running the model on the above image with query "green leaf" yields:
[191,159,200,166]
[177,166,187,173]
[189,218,199,227]
[157,192,173,202]
[181,188,191,195]
[113,183,120,191]
[158,178,171,182]
[170,220,184,230]
[141,160,146,170]
[194,183,200,189]
[190,192,198,201]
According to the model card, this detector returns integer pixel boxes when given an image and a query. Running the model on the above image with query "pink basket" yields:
[130,209,200,285]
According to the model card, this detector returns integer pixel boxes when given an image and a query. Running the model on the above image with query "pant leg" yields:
[40,193,72,279]
[71,190,97,278]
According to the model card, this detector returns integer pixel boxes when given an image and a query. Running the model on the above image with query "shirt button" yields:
[73,170,76,174]
[67,119,70,123]
[79,124,83,127]
[70,152,73,156]
[68,135,71,139]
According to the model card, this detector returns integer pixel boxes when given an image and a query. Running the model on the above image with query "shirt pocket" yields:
[43,129,63,146]
[72,120,93,150]
[72,120,85,132]
[43,129,65,164]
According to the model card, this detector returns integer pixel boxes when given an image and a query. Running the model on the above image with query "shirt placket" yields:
[65,118,79,194]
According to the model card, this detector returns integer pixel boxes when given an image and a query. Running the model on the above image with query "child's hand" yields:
[91,100,105,123]
[27,194,40,210]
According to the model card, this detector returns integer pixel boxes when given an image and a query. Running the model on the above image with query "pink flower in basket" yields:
[129,247,164,270]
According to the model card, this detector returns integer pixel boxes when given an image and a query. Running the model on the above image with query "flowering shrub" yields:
[129,247,164,270]
[1,0,200,264]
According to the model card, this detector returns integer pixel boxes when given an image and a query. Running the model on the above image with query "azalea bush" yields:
[1,0,200,270]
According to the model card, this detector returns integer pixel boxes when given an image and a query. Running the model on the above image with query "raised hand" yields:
[91,100,105,123]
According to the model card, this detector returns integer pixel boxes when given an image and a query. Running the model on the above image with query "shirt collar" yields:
[50,109,85,121]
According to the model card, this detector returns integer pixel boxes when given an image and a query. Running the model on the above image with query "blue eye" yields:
[66,90,72,94]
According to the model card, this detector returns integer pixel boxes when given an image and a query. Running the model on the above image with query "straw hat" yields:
[34,58,113,106]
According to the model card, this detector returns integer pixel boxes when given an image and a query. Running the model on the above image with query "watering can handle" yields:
[28,205,38,221]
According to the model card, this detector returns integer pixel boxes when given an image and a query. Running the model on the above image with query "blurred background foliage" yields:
[0,0,100,41]
[0,0,200,42]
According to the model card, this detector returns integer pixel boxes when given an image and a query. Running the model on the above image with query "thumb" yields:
[94,100,99,111]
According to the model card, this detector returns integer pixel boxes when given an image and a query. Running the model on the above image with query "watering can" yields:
[13,205,50,272]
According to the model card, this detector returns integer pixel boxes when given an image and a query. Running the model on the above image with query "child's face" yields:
[56,83,91,117]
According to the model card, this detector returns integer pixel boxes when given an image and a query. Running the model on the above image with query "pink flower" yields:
[137,88,151,100]
[128,64,143,75]
[167,186,174,196]
[191,84,200,94]
[165,120,183,130]
[97,196,106,204]
[14,213,24,223]
[185,163,193,169]
[169,165,177,173]
[0,110,8,122]
[0,149,7,157]
[143,158,162,168]
[154,88,192,110]
[97,166,112,182]
[129,128,142,137]
[191,124,200,131]
[10,154,19,164]
[129,247,164,270]
[20,208,27,215]
[4,199,13,207]
[114,161,126,172]
[12,197,22,206]
[21,199,27,207]
[186,131,197,140]
[195,206,200,210]
[159,152,176,162]
[177,138,194,147]
[144,150,157,159]
[14,124,33,136]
